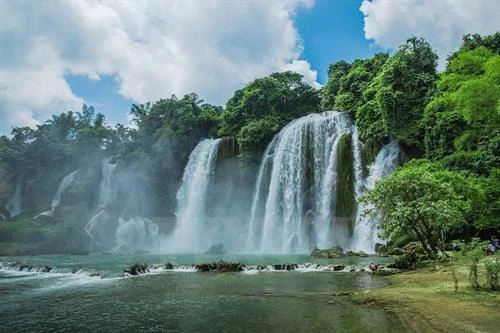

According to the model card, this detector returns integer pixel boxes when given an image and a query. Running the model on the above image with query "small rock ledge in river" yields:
[311,246,347,258]
[311,247,369,258]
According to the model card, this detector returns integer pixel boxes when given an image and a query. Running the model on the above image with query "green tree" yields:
[358,38,438,149]
[362,160,483,257]
[219,71,320,152]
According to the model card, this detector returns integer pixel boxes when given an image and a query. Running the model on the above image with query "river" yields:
[0,254,403,332]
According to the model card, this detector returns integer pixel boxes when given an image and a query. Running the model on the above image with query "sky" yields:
[0,0,499,135]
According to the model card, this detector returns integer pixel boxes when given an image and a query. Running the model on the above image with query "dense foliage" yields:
[219,71,321,155]
[361,34,500,253]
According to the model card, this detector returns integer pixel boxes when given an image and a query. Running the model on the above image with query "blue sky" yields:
[0,0,498,134]
[295,0,384,83]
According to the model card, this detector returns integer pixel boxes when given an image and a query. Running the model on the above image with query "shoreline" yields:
[351,261,500,332]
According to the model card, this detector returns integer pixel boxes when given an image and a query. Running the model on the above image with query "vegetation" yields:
[359,33,499,253]
[353,260,500,332]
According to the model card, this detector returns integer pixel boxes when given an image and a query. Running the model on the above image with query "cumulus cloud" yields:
[360,0,500,67]
[0,0,317,133]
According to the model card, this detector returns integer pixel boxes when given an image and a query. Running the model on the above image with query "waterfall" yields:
[351,140,400,252]
[247,111,356,253]
[170,138,221,253]
[51,171,78,211]
[85,159,117,245]
[34,170,77,220]
[5,181,22,218]
[114,216,159,252]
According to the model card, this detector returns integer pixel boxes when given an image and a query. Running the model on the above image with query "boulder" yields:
[375,243,387,255]
[123,263,149,275]
[165,262,174,270]
[346,251,369,257]
[311,246,346,258]
[332,264,345,271]
[272,263,297,271]
[196,261,243,272]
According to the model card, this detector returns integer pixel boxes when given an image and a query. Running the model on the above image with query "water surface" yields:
[0,254,402,332]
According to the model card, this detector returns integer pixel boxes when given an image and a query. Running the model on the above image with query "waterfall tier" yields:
[351,140,400,252]
[170,138,221,253]
[247,111,357,253]
[245,111,400,253]
[51,171,78,211]
[86,159,117,246]
[5,181,22,218]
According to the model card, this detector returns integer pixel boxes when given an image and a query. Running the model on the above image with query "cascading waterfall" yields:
[114,216,159,252]
[34,170,77,220]
[51,171,78,211]
[170,138,221,253]
[247,111,355,253]
[5,181,22,218]
[85,160,117,245]
[351,140,400,252]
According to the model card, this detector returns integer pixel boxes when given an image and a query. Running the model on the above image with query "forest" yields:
[0,33,498,256]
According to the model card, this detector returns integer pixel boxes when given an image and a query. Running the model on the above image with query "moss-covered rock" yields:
[272,263,298,271]
[335,133,356,237]
[360,138,382,178]
[311,246,346,258]
[375,242,387,255]
[124,263,149,275]
[346,250,369,257]
[196,261,244,272]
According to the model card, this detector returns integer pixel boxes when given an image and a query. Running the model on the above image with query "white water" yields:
[169,138,221,253]
[247,112,355,253]
[5,181,22,218]
[351,140,400,252]
[114,216,159,252]
[51,171,77,211]
[33,170,77,220]
[85,160,117,244]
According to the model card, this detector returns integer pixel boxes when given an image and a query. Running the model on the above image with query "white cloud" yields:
[0,0,317,133]
[360,0,500,67]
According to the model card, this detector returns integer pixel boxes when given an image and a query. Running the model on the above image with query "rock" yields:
[196,261,244,272]
[124,263,149,275]
[346,250,369,257]
[333,264,345,271]
[204,243,225,255]
[165,262,174,270]
[216,261,244,272]
[375,243,387,255]
[272,263,297,271]
[196,263,211,272]
[311,246,346,258]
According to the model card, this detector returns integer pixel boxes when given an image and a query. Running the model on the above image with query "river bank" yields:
[352,258,500,332]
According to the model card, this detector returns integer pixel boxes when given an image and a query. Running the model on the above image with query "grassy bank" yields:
[352,256,500,332]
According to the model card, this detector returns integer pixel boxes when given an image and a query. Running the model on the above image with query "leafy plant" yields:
[484,258,500,291]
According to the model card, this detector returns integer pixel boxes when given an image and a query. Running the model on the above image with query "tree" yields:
[219,71,320,152]
[361,38,437,149]
[362,160,482,257]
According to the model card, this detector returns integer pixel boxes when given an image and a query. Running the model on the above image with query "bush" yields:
[484,258,500,291]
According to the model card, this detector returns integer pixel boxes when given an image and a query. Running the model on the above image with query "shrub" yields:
[484,258,500,291]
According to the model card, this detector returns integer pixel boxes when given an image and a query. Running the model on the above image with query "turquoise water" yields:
[0,254,403,332]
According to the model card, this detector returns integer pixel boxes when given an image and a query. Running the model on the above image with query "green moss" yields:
[335,133,356,235]
[217,136,238,160]
[361,138,381,178]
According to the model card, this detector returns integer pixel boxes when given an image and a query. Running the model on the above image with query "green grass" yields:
[352,257,500,332]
